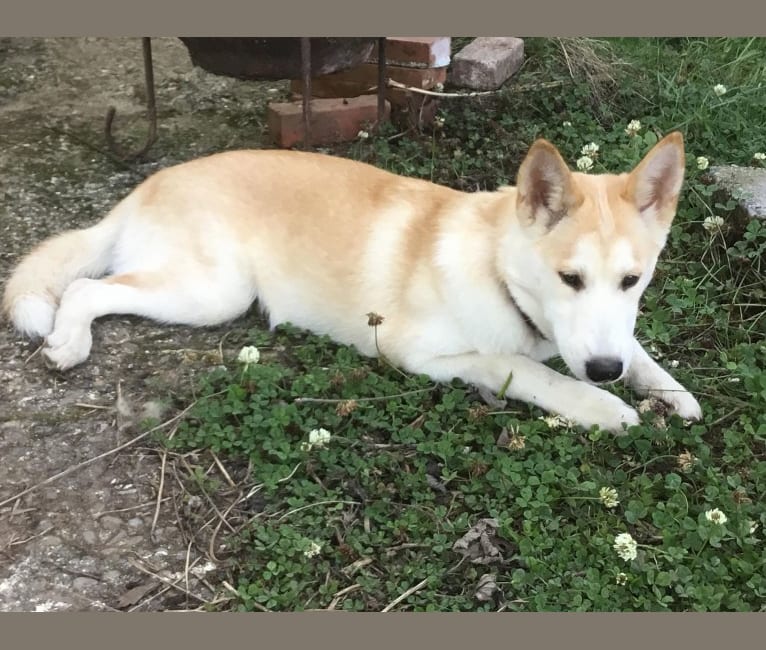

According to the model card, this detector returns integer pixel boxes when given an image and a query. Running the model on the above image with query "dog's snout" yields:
[585,357,623,383]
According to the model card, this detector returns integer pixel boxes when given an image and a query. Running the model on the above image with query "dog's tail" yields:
[2,205,124,339]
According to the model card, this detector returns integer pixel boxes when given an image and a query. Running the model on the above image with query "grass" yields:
[153,38,766,612]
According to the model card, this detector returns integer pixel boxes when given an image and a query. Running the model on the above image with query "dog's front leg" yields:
[625,339,703,421]
[408,353,639,434]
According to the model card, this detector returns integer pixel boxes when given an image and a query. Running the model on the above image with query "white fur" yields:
[2,138,703,433]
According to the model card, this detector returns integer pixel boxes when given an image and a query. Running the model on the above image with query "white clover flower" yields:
[696,156,709,171]
[625,119,641,135]
[753,152,766,161]
[703,215,724,232]
[563,120,572,127]
[705,508,728,525]
[613,532,638,561]
[357,130,370,140]
[237,345,260,365]
[615,572,628,586]
[599,487,620,509]
[303,540,322,558]
[670,359,680,368]
[539,414,574,429]
[577,155,594,172]
[581,142,600,156]
[301,427,332,451]
[713,84,727,97]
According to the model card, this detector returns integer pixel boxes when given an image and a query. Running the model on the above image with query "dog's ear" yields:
[623,132,685,226]
[516,139,583,229]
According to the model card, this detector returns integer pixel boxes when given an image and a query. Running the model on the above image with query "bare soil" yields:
[0,37,288,611]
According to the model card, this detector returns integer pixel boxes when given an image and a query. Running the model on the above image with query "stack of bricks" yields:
[267,37,451,147]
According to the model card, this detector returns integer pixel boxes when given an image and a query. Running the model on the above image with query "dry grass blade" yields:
[381,577,429,612]
[554,37,626,106]
[128,558,210,606]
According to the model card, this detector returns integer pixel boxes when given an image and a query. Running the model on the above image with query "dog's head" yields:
[505,132,685,384]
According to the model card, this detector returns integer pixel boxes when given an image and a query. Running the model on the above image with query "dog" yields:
[2,132,702,433]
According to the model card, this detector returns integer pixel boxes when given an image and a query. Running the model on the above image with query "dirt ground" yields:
[0,37,289,611]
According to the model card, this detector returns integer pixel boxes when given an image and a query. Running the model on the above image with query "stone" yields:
[708,165,766,219]
[450,37,524,91]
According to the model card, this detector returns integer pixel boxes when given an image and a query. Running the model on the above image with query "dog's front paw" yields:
[575,390,640,435]
[662,389,703,422]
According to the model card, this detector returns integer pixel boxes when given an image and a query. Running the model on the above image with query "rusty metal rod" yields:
[377,37,386,130]
[104,37,158,160]
[301,37,312,148]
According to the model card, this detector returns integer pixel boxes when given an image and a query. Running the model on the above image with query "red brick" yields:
[267,96,390,148]
[368,37,451,68]
[291,63,447,99]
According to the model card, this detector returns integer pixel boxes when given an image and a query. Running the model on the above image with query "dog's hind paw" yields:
[42,329,92,371]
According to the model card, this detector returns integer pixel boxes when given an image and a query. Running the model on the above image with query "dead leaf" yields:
[116,581,159,608]
[452,518,504,565]
[426,474,447,493]
[366,312,385,327]
[474,573,498,602]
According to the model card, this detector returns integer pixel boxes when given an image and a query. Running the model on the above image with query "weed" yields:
[158,38,766,612]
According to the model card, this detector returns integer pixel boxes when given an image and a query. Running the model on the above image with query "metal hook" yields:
[105,37,158,160]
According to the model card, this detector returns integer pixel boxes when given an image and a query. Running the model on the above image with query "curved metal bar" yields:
[105,37,158,160]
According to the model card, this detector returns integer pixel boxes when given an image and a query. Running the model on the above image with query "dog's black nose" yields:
[585,358,623,383]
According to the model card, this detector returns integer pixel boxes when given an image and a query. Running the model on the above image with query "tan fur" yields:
[2,133,702,433]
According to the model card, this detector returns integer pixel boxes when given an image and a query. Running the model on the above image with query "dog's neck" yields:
[501,282,549,342]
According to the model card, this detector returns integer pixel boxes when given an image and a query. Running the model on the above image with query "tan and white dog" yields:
[2,133,702,433]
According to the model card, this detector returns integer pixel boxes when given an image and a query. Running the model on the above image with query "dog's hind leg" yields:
[43,271,255,370]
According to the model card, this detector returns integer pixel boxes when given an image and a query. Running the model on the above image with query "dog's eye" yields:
[559,272,584,291]
[621,274,640,290]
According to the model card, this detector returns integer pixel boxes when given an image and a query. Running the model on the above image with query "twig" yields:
[217,331,233,365]
[294,387,433,405]
[210,452,237,488]
[151,419,180,538]
[386,77,565,98]
[222,580,271,612]
[94,499,167,518]
[381,577,429,612]
[73,402,113,411]
[128,558,209,605]
[179,457,237,533]
[275,500,359,523]
[184,540,193,600]
[151,449,169,537]
[0,394,220,510]
[386,78,496,98]
[6,526,54,549]
[327,584,362,610]
[23,342,45,365]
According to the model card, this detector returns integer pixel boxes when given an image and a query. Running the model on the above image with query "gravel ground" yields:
[0,37,286,611]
